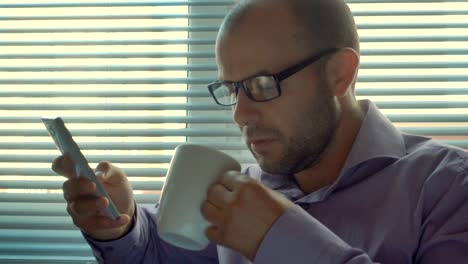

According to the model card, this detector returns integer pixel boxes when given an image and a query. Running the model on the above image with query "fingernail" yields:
[89,182,96,192]
[96,197,107,209]
[117,216,128,224]
[52,162,63,174]
[95,171,105,178]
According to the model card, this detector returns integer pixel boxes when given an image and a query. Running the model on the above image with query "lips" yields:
[248,138,275,152]
[247,137,273,145]
[242,126,278,151]
[250,138,273,145]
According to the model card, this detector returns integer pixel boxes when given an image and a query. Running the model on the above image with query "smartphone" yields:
[42,117,120,220]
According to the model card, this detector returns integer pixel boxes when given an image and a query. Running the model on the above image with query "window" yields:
[0,0,467,262]
[0,1,190,262]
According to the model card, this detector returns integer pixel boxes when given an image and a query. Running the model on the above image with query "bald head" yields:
[219,0,359,54]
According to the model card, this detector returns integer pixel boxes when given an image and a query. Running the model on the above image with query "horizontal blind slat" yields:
[358,22,468,29]
[1,115,468,124]
[0,90,209,97]
[0,168,167,177]
[0,141,243,150]
[1,88,468,97]
[2,24,468,34]
[1,61,467,71]
[0,26,219,34]
[0,1,234,8]
[0,126,466,138]
[0,230,85,243]
[2,19,468,33]
[0,203,68,217]
[2,101,468,111]
[0,52,214,59]
[0,202,155,217]
[0,64,216,72]
[0,0,466,8]
[0,140,465,151]
[0,193,159,204]
[0,216,75,230]
[0,116,229,123]
[0,258,94,263]
[0,242,91,256]
[401,127,468,135]
[0,155,172,163]
[0,40,215,46]
[0,203,154,217]
[357,88,468,96]
[0,180,164,190]
[0,155,252,164]
[0,128,241,137]
[2,49,468,59]
[0,103,224,110]
[0,14,223,20]
[0,78,213,85]
[1,75,467,84]
[3,10,468,21]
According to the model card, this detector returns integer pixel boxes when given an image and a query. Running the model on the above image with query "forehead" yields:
[216,2,308,81]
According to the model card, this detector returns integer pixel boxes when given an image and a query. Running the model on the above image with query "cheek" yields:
[268,105,302,141]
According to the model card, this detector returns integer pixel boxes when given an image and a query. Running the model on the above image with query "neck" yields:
[293,99,364,194]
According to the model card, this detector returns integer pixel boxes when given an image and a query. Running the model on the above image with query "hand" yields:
[52,155,135,241]
[201,171,294,261]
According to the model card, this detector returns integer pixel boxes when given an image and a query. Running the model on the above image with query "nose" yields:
[232,87,260,127]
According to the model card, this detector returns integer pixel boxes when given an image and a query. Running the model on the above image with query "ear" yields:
[324,48,359,97]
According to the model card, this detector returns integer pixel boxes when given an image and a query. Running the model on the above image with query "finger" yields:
[206,225,224,245]
[52,154,76,178]
[206,183,234,209]
[217,170,245,191]
[62,177,96,202]
[201,200,224,226]
[95,161,127,185]
[74,214,131,231]
[68,196,108,217]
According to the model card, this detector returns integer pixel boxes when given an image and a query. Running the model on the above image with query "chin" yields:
[256,157,286,175]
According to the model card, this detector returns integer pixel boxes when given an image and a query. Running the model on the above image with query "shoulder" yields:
[403,134,468,176]
[402,134,468,217]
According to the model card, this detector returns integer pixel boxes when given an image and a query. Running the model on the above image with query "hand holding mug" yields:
[201,171,293,261]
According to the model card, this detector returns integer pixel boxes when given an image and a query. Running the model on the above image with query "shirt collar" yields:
[339,100,407,173]
[256,99,407,192]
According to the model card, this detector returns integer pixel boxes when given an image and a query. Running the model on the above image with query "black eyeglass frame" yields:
[207,48,339,106]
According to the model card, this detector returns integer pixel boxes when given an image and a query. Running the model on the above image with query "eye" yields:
[246,76,278,101]
[257,76,277,91]
[225,83,236,95]
[213,83,234,97]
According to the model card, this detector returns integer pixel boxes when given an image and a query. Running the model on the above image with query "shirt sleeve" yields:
[253,205,378,264]
[83,205,219,264]
[413,151,468,263]
[255,150,468,264]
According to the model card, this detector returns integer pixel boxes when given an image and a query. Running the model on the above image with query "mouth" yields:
[248,138,275,152]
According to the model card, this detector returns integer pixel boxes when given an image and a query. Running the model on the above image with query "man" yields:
[52,0,468,263]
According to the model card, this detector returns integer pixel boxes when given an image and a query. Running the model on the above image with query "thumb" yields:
[95,161,127,185]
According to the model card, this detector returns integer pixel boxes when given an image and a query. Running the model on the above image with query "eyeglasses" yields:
[207,48,338,106]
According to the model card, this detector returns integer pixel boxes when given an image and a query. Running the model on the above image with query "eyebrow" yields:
[219,69,272,83]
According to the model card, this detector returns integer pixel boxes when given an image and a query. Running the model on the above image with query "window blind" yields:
[1,0,467,263]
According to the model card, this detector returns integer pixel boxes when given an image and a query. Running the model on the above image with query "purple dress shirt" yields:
[85,100,468,263]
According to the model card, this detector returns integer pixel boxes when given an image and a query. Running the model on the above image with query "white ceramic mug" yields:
[156,144,241,250]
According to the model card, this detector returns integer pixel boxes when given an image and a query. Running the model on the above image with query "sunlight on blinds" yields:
[352,2,468,144]
[0,2,189,196]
